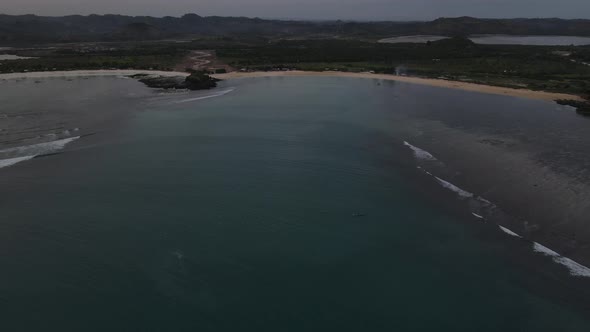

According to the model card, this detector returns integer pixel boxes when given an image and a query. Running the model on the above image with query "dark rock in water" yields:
[556,99,590,116]
[132,71,219,91]
[133,75,185,89]
[184,71,219,90]
[577,105,590,116]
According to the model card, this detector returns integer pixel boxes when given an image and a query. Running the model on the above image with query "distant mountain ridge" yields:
[1,14,590,43]
[430,16,590,36]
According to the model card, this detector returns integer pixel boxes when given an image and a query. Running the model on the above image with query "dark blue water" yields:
[1,77,590,331]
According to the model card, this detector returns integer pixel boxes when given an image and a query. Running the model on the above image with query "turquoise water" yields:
[1,77,590,331]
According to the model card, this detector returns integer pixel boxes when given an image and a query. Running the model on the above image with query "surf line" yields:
[405,140,590,278]
[174,88,235,104]
[0,136,80,170]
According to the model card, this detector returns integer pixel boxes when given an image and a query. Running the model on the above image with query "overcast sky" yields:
[2,0,590,20]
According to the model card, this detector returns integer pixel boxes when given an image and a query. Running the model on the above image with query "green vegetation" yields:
[218,38,590,96]
[571,46,590,62]
[0,54,180,72]
[2,14,590,43]
[184,71,219,89]
[2,36,589,100]
[0,44,187,73]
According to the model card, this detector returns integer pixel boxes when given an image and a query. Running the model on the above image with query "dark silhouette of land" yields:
[2,14,590,43]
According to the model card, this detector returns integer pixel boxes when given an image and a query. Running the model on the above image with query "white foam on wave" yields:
[533,242,590,277]
[407,139,590,278]
[533,243,559,256]
[0,156,35,169]
[499,225,522,238]
[477,197,492,204]
[403,141,437,161]
[0,136,80,157]
[408,139,590,278]
[0,136,80,170]
[174,88,235,104]
[434,176,474,198]
[416,166,433,175]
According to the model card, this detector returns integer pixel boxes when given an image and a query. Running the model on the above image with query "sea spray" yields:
[403,141,437,161]
[498,225,522,238]
[0,156,36,169]
[533,242,590,277]
[174,88,235,104]
[407,139,590,278]
[434,176,474,198]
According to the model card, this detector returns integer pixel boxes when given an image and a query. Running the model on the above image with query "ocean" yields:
[1,76,590,331]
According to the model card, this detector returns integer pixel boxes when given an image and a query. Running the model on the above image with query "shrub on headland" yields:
[132,71,219,90]
[184,71,219,90]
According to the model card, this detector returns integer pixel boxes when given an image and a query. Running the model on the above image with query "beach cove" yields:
[1,74,590,331]
[1,69,584,102]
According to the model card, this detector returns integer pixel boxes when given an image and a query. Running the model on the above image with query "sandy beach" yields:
[0,69,583,102]
[213,71,585,102]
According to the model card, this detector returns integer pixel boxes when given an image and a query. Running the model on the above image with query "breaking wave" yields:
[0,136,80,170]
[0,156,36,169]
[406,139,590,278]
[403,141,437,161]
[174,88,235,104]
[434,176,474,198]
[498,225,522,238]
[533,243,590,277]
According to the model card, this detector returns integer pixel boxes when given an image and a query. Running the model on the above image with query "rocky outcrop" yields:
[132,71,219,90]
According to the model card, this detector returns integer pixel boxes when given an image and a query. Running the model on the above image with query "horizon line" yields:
[1,12,590,22]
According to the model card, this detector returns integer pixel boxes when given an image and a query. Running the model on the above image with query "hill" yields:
[1,14,590,43]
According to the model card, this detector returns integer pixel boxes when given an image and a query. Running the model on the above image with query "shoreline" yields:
[0,69,584,102]
[212,71,585,102]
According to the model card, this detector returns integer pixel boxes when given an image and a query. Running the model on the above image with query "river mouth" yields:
[1,76,590,331]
